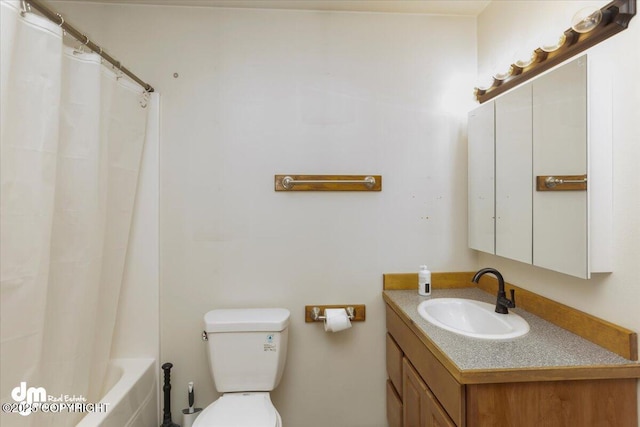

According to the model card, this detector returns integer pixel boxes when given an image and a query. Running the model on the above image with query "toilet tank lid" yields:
[205,308,290,332]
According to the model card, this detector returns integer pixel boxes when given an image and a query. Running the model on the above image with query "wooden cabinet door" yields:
[403,358,427,427]
[423,385,456,427]
[402,358,457,427]
[387,379,403,427]
[387,333,403,397]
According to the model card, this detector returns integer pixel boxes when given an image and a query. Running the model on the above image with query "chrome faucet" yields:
[471,268,516,314]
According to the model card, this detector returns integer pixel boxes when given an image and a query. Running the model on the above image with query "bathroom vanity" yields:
[383,275,640,427]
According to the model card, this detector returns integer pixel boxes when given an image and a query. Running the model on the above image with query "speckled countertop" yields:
[384,288,640,375]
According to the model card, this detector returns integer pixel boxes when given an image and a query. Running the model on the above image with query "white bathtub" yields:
[76,358,157,427]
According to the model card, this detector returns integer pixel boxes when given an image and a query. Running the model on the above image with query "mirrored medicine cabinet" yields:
[468,55,612,279]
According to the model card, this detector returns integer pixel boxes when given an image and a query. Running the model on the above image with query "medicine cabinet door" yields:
[468,101,495,254]
[532,57,588,278]
[495,83,533,264]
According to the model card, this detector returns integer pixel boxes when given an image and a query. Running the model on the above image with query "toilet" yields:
[194,308,290,427]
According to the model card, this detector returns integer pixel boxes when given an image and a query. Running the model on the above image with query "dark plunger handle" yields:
[161,362,180,427]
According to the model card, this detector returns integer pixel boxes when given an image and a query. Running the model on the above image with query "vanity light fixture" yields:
[474,0,636,103]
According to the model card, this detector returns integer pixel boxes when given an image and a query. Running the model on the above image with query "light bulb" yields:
[514,50,537,68]
[540,33,566,52]
[475,75,494,91]
[493,68,512,81]
[571,7,602,33]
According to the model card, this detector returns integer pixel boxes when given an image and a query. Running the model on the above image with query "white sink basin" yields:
[417,298,529,340]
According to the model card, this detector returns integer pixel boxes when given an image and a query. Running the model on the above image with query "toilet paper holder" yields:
[305,305,366,322]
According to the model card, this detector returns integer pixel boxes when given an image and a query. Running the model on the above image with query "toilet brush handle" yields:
[188,382,194,413]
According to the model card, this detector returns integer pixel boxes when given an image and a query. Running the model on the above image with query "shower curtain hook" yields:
[115,61,123,80]
[139,89,150,108]
[20,0,31,17]
[56,13,66,35]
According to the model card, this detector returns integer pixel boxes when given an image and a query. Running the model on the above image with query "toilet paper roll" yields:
[182,407,203,427]
[323,308,352,333]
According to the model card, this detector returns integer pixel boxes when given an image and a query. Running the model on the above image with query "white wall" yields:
[54,3,477,425]
[477,1,640,423]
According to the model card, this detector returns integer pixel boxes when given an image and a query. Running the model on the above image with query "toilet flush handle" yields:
[202,331,208,341]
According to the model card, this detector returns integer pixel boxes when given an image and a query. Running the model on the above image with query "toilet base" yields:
[192,392,281,427]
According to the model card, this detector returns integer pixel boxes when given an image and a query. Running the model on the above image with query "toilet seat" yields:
[192,392,281,427]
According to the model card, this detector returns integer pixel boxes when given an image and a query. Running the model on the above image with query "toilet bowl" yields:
[193,392,281,427]
[195,308,290,427]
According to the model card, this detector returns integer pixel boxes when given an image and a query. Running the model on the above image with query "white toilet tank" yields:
[204,308,290,393]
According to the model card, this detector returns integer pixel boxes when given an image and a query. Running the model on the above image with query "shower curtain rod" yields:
[23,0,155,92]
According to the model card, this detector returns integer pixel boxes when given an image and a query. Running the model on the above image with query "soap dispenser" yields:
[418,265,431,296]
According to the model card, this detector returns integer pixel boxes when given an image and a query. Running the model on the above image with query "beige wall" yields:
[54,2,476,425]
[51,1,639,425]
[477,1,640,423]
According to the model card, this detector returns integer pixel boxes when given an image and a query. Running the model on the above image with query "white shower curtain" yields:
[1,2,149,426]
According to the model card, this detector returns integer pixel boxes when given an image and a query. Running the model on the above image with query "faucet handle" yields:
[509,289,516,307]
